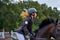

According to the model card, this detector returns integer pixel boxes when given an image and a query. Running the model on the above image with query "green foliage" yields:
[0,0,60,31]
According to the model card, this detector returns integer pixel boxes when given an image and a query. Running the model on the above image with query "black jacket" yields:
[16,16,33,35]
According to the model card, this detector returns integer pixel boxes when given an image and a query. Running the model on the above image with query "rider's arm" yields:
[16,19,30,34]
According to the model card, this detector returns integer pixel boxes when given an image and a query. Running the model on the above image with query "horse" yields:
[33,18,56,40]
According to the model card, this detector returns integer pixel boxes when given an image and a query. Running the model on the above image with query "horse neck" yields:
[36,25,51,38]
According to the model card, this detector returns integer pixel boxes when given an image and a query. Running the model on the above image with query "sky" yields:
[37,0,60,10]
[13,0,60,10]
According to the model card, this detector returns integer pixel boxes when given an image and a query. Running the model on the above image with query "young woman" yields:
[16,8,37,40]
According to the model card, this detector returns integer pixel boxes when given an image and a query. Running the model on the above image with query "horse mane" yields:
[39,18,55,29]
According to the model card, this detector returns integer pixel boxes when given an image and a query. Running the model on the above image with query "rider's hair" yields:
[20,9,29,18]
[39,18,55,29]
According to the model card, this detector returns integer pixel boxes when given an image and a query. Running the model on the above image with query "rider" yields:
[16,8,37,39]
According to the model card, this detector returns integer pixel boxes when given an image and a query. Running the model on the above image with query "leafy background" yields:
[0,0,60,31]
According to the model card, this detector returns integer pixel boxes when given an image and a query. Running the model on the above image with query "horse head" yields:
[54,19,60,39]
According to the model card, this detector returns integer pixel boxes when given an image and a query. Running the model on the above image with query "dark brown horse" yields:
[33,18,56,40]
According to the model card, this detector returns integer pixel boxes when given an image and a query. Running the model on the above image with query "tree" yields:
[0,0,60,31]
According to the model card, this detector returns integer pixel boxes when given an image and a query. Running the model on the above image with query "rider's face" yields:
[32,12,37,18]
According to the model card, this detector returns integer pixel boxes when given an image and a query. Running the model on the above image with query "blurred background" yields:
[0,0,60,32]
